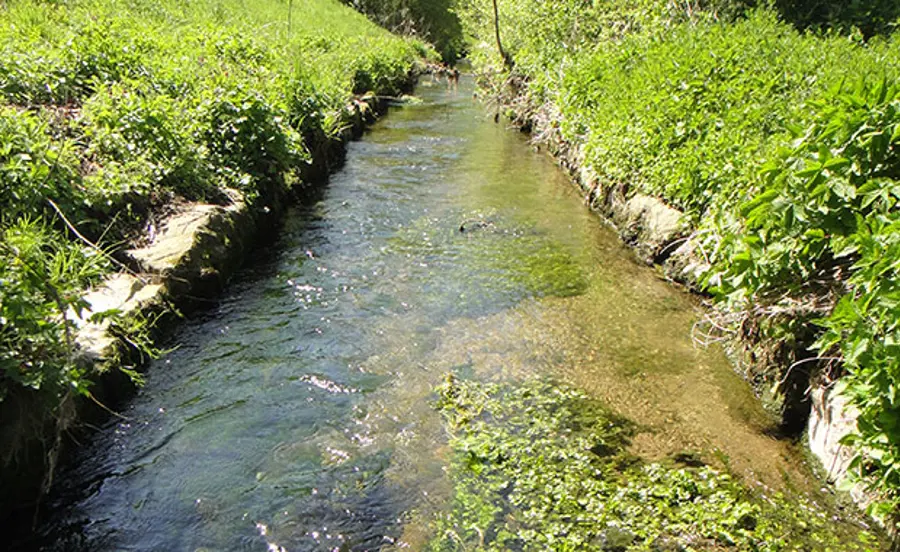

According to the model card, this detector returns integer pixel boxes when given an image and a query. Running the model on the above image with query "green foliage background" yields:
[455,0,900,526]
[340,0,466,62]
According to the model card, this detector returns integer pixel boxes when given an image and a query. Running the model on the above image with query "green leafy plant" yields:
[429,376,880,550]
[0,218,107,400]
[713,76,900,523]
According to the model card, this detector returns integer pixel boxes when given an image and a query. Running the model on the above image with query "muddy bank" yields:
[488,83,863,507]
[0,81,414,530]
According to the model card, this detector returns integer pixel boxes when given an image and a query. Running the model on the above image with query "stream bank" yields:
[0,84,413,534]
[480,75,871,520]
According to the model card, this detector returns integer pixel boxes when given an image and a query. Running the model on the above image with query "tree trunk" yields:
[491,0,514,69]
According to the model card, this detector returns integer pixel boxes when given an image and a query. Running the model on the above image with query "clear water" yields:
[36,78,864,551]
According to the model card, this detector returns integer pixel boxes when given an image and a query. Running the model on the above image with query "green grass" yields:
[0,0,424,409]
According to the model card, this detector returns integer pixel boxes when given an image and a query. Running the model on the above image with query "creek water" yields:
[36,78,862,550]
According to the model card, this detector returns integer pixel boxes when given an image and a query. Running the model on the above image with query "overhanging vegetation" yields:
[0,0,424,515]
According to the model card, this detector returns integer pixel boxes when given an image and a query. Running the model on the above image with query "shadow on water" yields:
[26,76,877,550]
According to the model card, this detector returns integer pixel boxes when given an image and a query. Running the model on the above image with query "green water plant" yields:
[429,375,881,551]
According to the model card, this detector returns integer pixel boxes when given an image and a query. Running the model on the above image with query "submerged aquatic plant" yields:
[429,375,881,551]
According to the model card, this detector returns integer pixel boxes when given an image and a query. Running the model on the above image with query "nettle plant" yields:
[712,76,900,521]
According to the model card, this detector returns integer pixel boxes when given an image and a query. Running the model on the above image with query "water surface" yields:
[38,77,858,551]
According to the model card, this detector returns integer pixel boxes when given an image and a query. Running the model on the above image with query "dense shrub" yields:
[80,81,213,201]
[0,218,108,402]
[711,78,900,519]
[200,88,304,195]
[0,106,80,224]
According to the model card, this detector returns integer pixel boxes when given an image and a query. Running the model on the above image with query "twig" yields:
[87,391,131,421]
[46,198,148,284]
[780,356,843,386]
[287,0,293,35]
[656,235,691,258]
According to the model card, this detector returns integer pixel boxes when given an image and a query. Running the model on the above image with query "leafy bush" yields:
[711,77,900,521]
[0,106,80,223]
[199,87,304,195]
[80,81,214,201]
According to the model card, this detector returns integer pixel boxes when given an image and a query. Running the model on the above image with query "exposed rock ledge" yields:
[73,199,255,366]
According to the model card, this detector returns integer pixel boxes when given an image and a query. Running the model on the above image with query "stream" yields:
[34,77,867,551]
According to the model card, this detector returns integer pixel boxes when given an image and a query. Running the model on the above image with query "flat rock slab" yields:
[73,274,163,363]
[808,385,871,506]
[74,201,247,364]
[78,274,161,320]
[129,205,222,273]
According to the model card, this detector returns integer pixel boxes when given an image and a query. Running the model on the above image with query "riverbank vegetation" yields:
[0,0,424,499]
[339,0,465,62]
[431,376,881,551]
[455,0,900,528]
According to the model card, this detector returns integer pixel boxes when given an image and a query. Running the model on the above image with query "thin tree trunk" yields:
[288,0,294,34]
[491,0,513,69]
